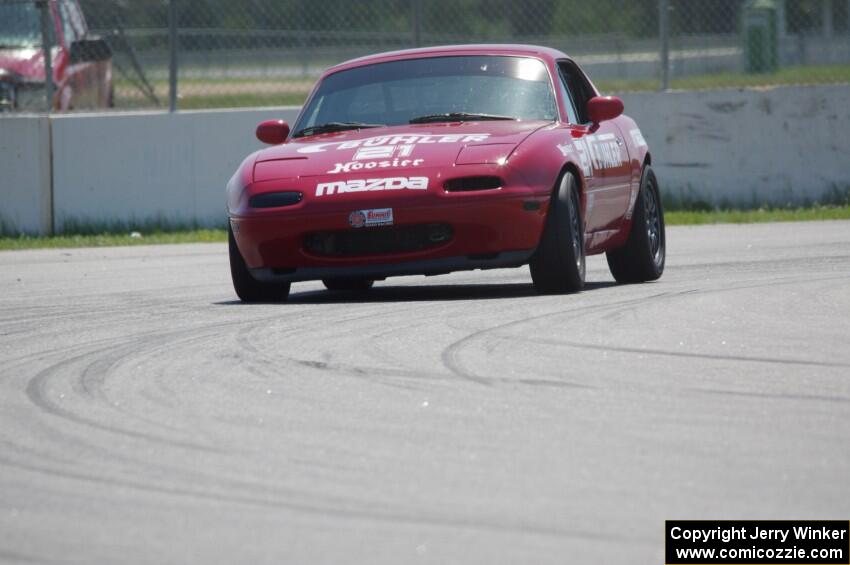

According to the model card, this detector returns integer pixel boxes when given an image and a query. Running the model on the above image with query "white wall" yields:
[0,116,52,235]
[51,107,300,231]
[2,85,849,236]
[621,85,850,205]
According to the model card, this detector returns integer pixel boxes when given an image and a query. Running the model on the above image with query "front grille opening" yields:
[304,224,453,257]
[249,191,302,208]
[444,176,502,192]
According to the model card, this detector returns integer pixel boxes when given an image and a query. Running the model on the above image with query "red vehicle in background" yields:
[0,0,112,112]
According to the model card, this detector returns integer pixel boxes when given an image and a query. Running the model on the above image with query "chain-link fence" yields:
[1,0,848,113]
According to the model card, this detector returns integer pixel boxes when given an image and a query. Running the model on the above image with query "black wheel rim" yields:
[644,182,663,264]
[569,187,584,274]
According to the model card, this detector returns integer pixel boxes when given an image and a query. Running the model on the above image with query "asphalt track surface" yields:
[1,221,849,565]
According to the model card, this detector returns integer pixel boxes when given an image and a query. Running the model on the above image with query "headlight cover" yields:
[14,83,48,112]
[0,82,15,112]
[455,143,516,165]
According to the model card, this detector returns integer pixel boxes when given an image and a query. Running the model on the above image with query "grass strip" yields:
[0,229,226,251]
[2,207,849,251]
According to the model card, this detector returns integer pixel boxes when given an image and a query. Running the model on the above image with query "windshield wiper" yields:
[409,112,517,124]
[292,122,384,138]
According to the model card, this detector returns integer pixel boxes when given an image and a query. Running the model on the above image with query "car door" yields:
[58,0,97,109]
[67,0,109,108]
[558,60,631,236]
[555,63,606,236]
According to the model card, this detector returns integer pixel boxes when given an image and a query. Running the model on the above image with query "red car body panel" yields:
[0,0,112,111]
[228,45,651,282]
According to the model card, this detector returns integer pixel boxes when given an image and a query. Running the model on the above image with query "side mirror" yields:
[69,38,112,64]
[587,96,624,126]
[256,120,290,145]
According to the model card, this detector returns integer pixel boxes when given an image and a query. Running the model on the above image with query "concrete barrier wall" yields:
[0,116,52,235]
[2,85,849,236]
[51,107,300,231]
[622,85,850,206]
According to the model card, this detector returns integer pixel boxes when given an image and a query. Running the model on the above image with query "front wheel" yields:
[229,225,290,303]
[606,165,666,283]
[530,171,586,294]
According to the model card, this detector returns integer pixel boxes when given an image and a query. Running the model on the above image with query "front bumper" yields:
[250,250,535,283]
[231,189,549,280]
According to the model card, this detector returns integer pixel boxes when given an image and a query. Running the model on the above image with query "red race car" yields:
[227,45,665,302]
[0,0,113,112]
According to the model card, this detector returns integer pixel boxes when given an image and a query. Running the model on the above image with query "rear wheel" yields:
[322,278,374,292]
[229,225,290,302]
[530,171,585,294]
[606,165,665,283]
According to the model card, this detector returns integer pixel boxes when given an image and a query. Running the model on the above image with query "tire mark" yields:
[690,387,850,405]
[25,342,223,453]
[520,336,850,369]
[440,273,850,385]
[0,455,642,545]
[441,290,677,384]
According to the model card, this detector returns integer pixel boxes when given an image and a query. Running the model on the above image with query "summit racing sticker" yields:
[315,176,428,197]
[349,208,393,228]
[297,133,491,154]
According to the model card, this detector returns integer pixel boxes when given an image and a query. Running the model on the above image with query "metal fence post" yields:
[659,0,671,91]
[822,0,834,39]
[168,0,178,113]
[412,0,422,48]
[298,0,308,79]
[776,0,787,66]
[37,0,54,112]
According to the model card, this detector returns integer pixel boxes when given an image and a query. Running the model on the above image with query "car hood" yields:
[0,47,45,82]
[253,120,550,180]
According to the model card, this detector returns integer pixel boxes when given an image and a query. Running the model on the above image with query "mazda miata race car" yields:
[227,44,665,301]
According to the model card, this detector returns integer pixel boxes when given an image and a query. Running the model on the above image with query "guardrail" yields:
[2,84,848,236]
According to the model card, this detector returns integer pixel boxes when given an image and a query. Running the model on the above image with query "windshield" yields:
[295,56,558,133]
[0,2,42,49]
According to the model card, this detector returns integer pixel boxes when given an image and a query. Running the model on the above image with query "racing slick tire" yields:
[229,225,291,303]
[322,278,375,292]
[530,171,586,294]
[606,165,666,283]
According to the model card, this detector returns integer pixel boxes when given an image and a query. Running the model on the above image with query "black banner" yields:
[666,521,849,564]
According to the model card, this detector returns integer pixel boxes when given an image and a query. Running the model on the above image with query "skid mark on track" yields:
[521,336,850,369]
[233,300,476,390]
[0,549,44,563]
[440,273,850,386]
[25,341,223,453]
[9,312,308,458]
[2,230,849,563]
[441,291,675,384]
[690,387,850,405]
[0,454,643,545]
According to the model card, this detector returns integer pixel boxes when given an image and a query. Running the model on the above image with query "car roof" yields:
[323,44,570,77]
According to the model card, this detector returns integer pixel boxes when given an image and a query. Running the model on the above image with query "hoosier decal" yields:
[328,158,425,174]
